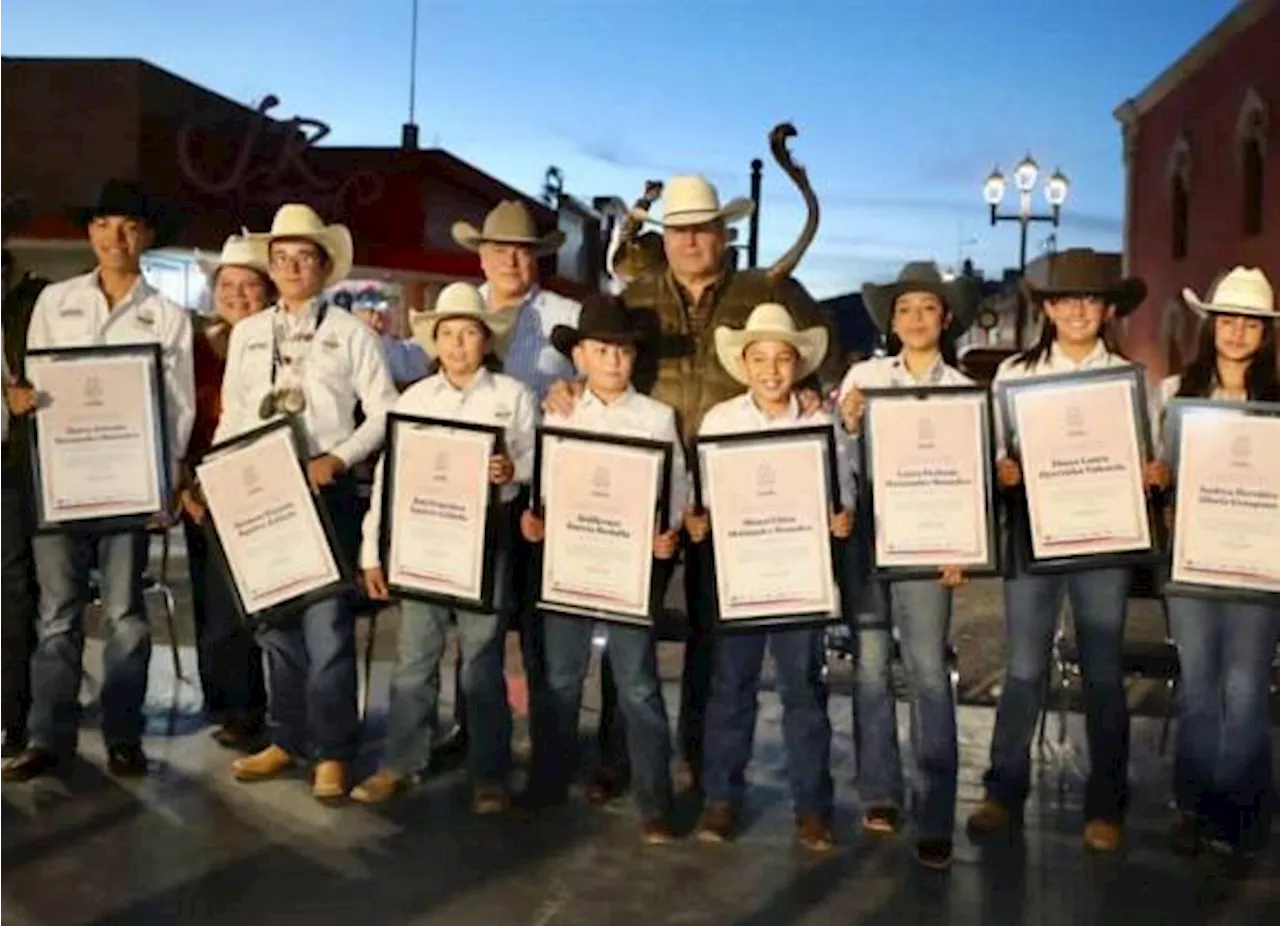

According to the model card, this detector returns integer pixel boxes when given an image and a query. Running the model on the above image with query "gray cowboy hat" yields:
[1021,247,1146,317]
[862,261,981,338]
[451,200,565,256]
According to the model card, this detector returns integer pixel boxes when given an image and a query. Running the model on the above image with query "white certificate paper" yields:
[198,426,341,614]
[1015,378,1151,560]
[703,436,838,622]
[27,351,164,523]
[540,435,662,620]
[386,424,495,602]
[868,393,990,568]
[1172,410,1280,593]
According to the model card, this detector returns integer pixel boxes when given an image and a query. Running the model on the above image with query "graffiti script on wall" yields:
[177,95,383,218]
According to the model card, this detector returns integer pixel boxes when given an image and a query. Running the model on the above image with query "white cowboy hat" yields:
[1182,266,1277,319]
[195,234,269,279]
[714,302,828,386]
[632,175,754,228]
[411,282,502,356]
[451,200,565,256]
[248,203,353,287]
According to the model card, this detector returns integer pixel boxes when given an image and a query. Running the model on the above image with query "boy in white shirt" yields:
[686,302,853,852]
[520,294,685,843]
[351,283,535,811]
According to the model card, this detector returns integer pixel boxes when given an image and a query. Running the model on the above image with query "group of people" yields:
[1,173,1276,875]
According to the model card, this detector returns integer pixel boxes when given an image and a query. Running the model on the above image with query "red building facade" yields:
[1115,0,1279,380]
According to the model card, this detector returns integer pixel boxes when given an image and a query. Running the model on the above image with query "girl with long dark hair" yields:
[1158,267,1279,869]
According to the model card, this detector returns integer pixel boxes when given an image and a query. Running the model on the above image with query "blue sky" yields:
[1,0,1237,297]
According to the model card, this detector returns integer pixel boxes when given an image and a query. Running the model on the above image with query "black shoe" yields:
[2,747,60,782]
[211,717,266,753]
[917,839,954,870]
[428,725,468,773]
[106,743,149,778]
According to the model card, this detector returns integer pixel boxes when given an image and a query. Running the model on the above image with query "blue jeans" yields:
[384,550,512,785]
[538,615,673,818]
[703,628,833,819]
[2,450,39,742]
[255,478,361,762]
[1168,595,1279,851]
[983,567,1132,821]
[851,579,958,840]
[28,530,151,756]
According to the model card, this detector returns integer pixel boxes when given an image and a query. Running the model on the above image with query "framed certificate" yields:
[25,344,171,534]
[533,426,673,627]
[378,413,502,609]
[861,386,1000,579]
[1163,399,1280,605]
[694,426,842,630]
[996,365,1160,573]
[198,418,350,623]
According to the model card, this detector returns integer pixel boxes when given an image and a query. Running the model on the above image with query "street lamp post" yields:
[982,153,1069,348]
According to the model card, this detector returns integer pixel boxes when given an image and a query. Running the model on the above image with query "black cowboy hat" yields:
[861,261,981,338]
[551,292,655,359]
[71,179,180,246]
[1021,248,1146,317]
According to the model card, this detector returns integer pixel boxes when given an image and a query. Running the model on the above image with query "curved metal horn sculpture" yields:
[765,123,820,285]
[609,179,665,284]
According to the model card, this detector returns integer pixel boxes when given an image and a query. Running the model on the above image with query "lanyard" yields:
[269,301,329,388]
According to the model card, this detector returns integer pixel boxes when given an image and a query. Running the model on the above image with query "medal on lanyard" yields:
[259,304,327,419]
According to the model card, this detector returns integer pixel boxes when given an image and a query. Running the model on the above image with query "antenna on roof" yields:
[401,0,421,150]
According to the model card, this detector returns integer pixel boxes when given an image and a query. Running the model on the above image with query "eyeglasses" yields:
[216,280,266,296]
[269,251,323,269]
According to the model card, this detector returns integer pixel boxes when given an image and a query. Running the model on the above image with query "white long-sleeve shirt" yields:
[26,270,195,463]
[360,369,537,568]
[213,300,397,467]
[698,392,856,511]
[542,386,687,533]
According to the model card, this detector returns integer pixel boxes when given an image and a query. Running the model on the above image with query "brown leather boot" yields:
[796,814,836,852]
[312,760,347,804]
[350,769,404,805]
[231,745,295,782]
[1083,819,1124,853]
[696,802,736,843]
[966,798,1018,837]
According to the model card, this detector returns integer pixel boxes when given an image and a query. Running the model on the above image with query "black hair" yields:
[1012,294,1126,370]
[882,294,960,366]
[1176,314,1280,401]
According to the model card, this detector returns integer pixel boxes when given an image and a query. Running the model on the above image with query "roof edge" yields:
[1113,0,1277,123]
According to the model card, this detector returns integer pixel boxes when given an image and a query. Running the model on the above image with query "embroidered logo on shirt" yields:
[493,405,513,421]
[58,307,86,318]
[135,312,155,327]
[246,341,269,352]
[321,337,340,350]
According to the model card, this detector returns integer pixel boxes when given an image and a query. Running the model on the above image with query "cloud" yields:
[562,131,741,184]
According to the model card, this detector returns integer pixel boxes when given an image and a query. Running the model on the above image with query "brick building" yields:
[1114,0,1279,380]
[1,57,602,331]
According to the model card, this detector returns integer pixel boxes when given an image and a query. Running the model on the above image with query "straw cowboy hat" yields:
[1021,247,1146,317]
[862,261,981,338]
[195,234,269,279]
[412,282,503,356]
[451,200,565,256]
[248,203,353,288]
[550,293,655,359]
[632,175,754,228]
[1182,266,1276,320]
[714,302,829,386]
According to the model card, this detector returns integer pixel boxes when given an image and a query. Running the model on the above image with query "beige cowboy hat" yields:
[862,261,982,338]
[195,233,269,279]
[411,282,504,356]
[632,175,754,228]
[248,203,353,287]
[1182,266,1276,320]
[451,200,565,256]
[714,302,828,386]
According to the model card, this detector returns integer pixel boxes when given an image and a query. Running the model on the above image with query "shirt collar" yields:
[432,366,492,396]
[744,391,800,425]
[579,383,635,410]
[889,352,946,385]
[667,268,727,308]
[87,269,151,310]
[273,297,325,326]
[480,282,539,313]
[1048,339,1109,368]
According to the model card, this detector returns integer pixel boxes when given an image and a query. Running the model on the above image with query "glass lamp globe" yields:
[1013,153,1039,193]
[1044,168,1070,207]
[982,167,1006,205]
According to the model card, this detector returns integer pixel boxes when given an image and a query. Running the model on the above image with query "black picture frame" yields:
[25,344,172,535]
[378,413,504,611]
[532,425,674,628]
[694,425,843,632]
[995,364,1162,574]
[859,386,1001,580]
[199,417,353,625]
[1162,397,1280,606]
